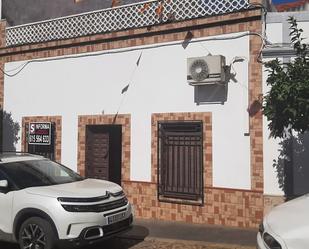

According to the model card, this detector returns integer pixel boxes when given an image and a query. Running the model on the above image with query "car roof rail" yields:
[1,151,28,153]
[0,151,44,160]
[0,151,30,156]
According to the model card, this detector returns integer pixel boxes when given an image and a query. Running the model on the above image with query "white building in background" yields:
[262,11,309,209]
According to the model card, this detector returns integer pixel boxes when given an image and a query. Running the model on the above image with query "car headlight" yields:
[263,233,282,249]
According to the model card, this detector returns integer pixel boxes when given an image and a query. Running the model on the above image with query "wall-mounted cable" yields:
[1,31,270,78]
[113,51,143,123]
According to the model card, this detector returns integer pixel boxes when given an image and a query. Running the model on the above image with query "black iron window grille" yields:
[158,121,204,205]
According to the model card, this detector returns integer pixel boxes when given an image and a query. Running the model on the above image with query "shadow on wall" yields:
[2,110,20,152]
[273,132,309,200]
[193,63,244,105]
[194,84,228,105]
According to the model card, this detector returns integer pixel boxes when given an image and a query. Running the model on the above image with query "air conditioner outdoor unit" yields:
[187,55,226,85]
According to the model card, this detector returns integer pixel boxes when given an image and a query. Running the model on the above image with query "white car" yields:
[0,152,133,249]
[257,194,309,249]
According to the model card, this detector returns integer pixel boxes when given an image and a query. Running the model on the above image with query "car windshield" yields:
[1,159,84,189]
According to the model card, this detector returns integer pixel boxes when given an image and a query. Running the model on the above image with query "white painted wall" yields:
[298,21,309,43]
[266,23,282,44]
[263,59,284,196]
[263,21,284,196]
[4,32,251,189]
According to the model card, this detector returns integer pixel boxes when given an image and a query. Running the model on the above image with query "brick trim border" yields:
[249,31,264,192]
[263,195,285,215]
[123,181,263,228]
[21,116,62,162]
[77,114,131,181]
[123,179,264,194]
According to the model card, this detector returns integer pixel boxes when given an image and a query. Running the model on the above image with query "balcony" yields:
[6,0,250,47]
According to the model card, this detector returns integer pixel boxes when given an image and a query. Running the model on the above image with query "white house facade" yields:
[0,0,292,228]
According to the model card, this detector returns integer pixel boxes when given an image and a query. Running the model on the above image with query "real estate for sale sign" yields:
[28,122,52,145]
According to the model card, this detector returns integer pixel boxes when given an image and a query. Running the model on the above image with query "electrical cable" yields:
[1,32,269,77]
[199,43,212,55]
[249,2,268,39]
[248,2,269,63]
[249,2,268,14]
[113,52,142,123]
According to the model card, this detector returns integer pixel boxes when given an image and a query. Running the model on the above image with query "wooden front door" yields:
[85,125,122,184]
[85,129,110,180]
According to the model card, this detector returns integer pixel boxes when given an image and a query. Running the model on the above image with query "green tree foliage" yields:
[263,17,309,138]
[2,111,20,151]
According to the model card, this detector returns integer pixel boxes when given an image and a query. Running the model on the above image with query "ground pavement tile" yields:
[91,237,256,249]
[0,237,256,249]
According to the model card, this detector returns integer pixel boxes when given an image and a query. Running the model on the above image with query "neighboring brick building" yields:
[1,0,268,228]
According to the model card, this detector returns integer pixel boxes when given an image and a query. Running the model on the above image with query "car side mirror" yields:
[0,180,8,188]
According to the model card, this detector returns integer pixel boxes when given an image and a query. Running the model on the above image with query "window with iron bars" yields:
[158,121,204,205]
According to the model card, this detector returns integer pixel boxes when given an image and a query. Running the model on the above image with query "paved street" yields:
[93,237,255,249]
[1,237,255,249]
[0,219,257,249]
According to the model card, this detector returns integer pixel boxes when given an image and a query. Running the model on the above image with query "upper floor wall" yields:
[263,11,309,59]
[1,0,260,47]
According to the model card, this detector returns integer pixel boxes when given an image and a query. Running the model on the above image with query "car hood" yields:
[265,194,309,249]
[25,178,123,198]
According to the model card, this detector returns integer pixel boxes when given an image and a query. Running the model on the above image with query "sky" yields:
[272,0,299,4]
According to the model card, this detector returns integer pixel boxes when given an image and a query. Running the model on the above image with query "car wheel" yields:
[18,217,56,249]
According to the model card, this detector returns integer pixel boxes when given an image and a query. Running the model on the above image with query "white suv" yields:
[0,152,133,249]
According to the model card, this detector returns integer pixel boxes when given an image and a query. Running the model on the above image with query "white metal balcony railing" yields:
[6,0,250,47]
